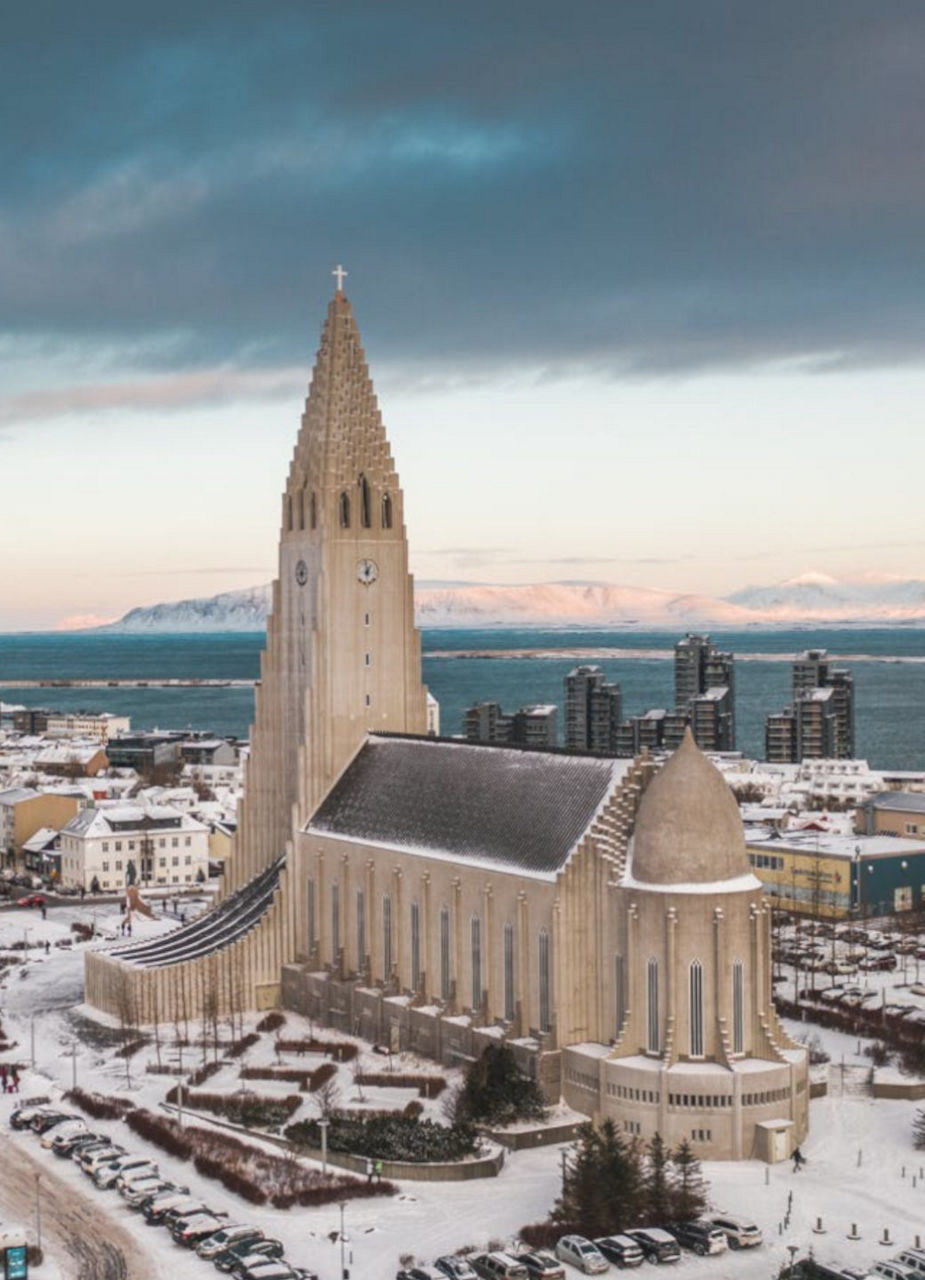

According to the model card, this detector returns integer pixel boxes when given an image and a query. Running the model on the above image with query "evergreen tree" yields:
[643,1132,672,1223]
[456,1043,546,1125]
[913,1108,925,1150]
[553,1121,643,1236]
[669,1139,707,1222]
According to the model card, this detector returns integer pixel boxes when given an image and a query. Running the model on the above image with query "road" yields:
[0,1136,156,1280]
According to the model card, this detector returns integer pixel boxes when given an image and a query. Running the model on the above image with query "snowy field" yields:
[1,902,924,1280]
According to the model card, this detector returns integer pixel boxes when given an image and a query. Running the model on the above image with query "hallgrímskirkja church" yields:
[86,275,807,1161]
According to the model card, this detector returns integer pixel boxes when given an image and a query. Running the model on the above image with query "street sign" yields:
[5,1244,28,1279]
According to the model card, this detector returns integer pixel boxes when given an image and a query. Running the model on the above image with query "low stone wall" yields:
[809,1079,828,1099]
[281,964,563,1103]
[290,1141,505,1182]
[871,1078,925,1100]
[485,1118,584,1150]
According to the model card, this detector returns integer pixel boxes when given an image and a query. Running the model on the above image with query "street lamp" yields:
[34,1174,42,1250]
[318,1118,329,1176]
[339,1201,350,1280]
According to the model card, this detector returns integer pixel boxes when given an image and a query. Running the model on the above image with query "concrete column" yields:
[517,891,529,1037]
[483,882,493,1018]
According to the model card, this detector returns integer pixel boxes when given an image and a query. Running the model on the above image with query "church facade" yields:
[85,277,807,1161]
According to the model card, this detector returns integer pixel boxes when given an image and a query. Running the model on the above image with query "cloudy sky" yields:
[3,1,925,629]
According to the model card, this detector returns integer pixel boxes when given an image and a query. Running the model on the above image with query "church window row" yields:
[623,1120,641,1135]
[307,880,550,1028]
[607,1083,659,1103]
[732,958,745,1054]
[335,481,393,530]
[742,1087,790,1107]
[564,1067,598,1092]
[614,953,626,1035]
[691,1129,712,1142]
[646,957,659,1054]
[669,1093,732,1109]
[287,490,318,531]
[749,852,784,871]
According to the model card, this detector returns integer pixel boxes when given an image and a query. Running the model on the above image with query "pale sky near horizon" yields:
[3,3,925,631]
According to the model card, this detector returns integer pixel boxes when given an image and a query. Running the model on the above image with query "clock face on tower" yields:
[295,560,308,586]
[356,558,379,585]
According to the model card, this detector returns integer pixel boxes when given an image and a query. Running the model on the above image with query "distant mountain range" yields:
[97,573,925,631]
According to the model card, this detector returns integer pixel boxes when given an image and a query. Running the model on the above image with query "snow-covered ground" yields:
[2,903,924,1280]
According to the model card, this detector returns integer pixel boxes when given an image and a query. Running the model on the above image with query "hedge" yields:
[65,1088,135,1121]
[166,1085,302,1128]
[355,1072,446,1098]
[286,1114,478,1162]
[275,1037,358,1062]
[256,1011,286,1032]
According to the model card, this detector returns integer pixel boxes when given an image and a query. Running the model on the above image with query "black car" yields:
[52,1132,105,1157]
[594,1236,645,1268]
[669,1222,727,1257]
[215,1240,286,1273]
[31,1111,78,1134]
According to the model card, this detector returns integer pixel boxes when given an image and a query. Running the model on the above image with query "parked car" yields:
[79,1145,126,1174]
[31,1111,79,1134]
[869,1263,918,1280]
[435,1258,480,1280]
[16,894,45,907]
[516,1251,565,1279]
[708,1214,763,1249]
[214,1240,286,1272]
[160,1200,213,1228]
[554,1236,609,1274]
[469,1253,531,1280]
[124,1179,180,1209]
[52,1131,104,1157]
[593,1236,644,1269]
[172,1213,228,1246]
[41,1120,86,1149]
[623,1229,681,1265]
[94,1154,157,1188]
[396,1269,447,1280]
[198,1225,267,1260]
[231,1260,316,1280]
[859,954,897,971]
[669,1221,728,1256]
[893,1251,925,1277]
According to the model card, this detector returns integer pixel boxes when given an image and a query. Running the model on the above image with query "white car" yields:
[40,1120,86,1149]
[555,1236,609,1275]
[708,1214,763,1249]
[870,1264,919,1280]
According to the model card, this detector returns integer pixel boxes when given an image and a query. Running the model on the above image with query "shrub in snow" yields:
[455,1044,546,1126]
[256,1011,286,1033]
[65,1088,135,1121]
[276,1037,358,1062]
[285,1114,478,1162]
[355,1072,447,1098]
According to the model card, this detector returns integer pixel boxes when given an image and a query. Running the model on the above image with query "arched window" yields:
[360,474,371,528]
[471,914,482,1010]
[310,491,317,529]
[339,492,350,528]
[287,495,293,532]
[383,893,392,978]
[439,906,451,1000]
[411,901,421,992]
[381,492,393,529]
[647,958,660,1054]
[306,878,315,950]
[331,882,340,960]
[356,889,366,966]
[538,930,551,1033]
[732,958,745,1054]
[503,922,515,1022]
[298,489,305,531]
[615,953,626,1036]
[689,959,704,1057]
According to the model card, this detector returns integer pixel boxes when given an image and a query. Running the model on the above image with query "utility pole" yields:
[340,1201,349,1280]
[30,1014,35,1069]
[34,1174,42,1249]
[319,1118,329,1175]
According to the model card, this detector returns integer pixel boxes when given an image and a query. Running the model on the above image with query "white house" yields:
[59,802,209,892]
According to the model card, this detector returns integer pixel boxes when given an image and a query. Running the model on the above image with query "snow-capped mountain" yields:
[95,574,925,632]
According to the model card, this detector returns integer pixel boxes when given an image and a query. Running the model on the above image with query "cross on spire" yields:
[332,263,348,293]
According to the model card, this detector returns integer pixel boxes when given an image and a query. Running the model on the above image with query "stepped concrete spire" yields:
[233,280,429,895]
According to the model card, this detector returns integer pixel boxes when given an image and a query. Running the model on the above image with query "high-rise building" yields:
[766,650,854,762]
[462,701,557,748]
[564,665,622,752]
[673,633,735,750]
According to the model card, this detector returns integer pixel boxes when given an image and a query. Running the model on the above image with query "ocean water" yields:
[1,628,924,770]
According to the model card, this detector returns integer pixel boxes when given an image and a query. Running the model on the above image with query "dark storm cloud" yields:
[3,0,925,376]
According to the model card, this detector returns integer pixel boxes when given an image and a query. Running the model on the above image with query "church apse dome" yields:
[628,727,752,888]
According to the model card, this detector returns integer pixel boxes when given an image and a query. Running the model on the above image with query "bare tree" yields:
[314,1078,341,1120]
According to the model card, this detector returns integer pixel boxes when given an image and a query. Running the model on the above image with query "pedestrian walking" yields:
[11,1066,19,1093]
[0,1065,8,1092]
[374,1158,383,1184]
[40,904,46,920]
[365,1157,373,1185]
[792,1147,805,1172]
[44,940,50,954]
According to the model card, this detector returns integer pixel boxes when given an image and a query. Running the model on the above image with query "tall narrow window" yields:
[732,958,745,1054]
[383,893,392,977]
[615,953,626,1036]
[360,474,371,528]
[339,492,350,528]
[287,495,293,531]
[471,914,482,1010]
[356,889,366,966]
[411,901,421,991]
[310,491,317,529]
[503,922,515,1022]
[440,906,450,1000]
[331,882,340,960]
[381,492,392,529]
[306,878,315,950]
[298,489,305,530]
[689,959,704,1057]
[538,929,551,1033]
[647,958,660,1054]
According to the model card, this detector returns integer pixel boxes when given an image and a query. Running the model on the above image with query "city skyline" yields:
[4,3,925,629]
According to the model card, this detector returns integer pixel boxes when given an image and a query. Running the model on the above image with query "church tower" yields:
[230,269,429,891]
